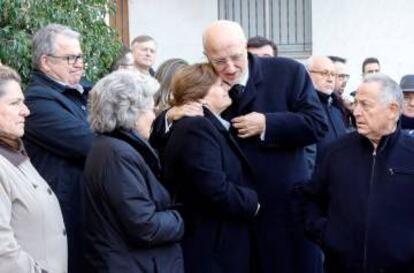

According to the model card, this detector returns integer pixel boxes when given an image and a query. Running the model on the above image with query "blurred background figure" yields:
[328,56,349,97]
[83,70,184,273]
[306,56,346,171]
[247,35,277,57]
[328,55,354,130]
[131,35,157,76]
[0,65,67,273]
[399,74,414,131]
[154,58,189,114]
[362,57,381,77]
[111,46,135,71]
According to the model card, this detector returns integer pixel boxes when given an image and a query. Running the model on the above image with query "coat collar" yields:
[29,69,92,95]
[105,129,161,176]
[222,53,262,119]
[359,124,401,154]
[316,90,334,106]
[204,107,253,174]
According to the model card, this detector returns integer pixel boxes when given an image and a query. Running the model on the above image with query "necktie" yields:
[229,84,244,102]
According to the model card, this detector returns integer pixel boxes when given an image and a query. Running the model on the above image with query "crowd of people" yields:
[0,19,414,273]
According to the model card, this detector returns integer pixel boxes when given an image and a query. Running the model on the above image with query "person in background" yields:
[303,73,414,273]
[154,58,189,114]
[306,56,346,171]
[162,63,259,273]
[328,55,355,130]
[23,23,96,273]
[399,74,414,132]
[0,65,67,273]
[247,35,277,57]
[327,56,349,97]
[131,35,157,76]
[83,70,184,273]
[111,46,135,71]
[362,57,381,77]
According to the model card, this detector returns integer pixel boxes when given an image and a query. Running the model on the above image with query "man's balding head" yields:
[202,20,248,85]
[307,56,336,95]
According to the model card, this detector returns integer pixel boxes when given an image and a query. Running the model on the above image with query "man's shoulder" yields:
[323,132,361,157]
[253,56,305,81]
[257,56,302,69]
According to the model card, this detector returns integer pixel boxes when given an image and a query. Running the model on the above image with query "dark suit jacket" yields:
[83,129,184,273]
[162,108,259,273]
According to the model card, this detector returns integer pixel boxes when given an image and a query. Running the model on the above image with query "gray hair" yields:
[131,35,156,50]
[88,70,159,133]
[0,65,21,97]
[32,24,80,69]
[362,73,403,116]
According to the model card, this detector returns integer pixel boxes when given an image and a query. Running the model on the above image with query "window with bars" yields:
[218,0,312,59]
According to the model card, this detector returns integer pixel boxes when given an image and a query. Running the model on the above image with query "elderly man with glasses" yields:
[306,56,347,172]
[23,23,95,273]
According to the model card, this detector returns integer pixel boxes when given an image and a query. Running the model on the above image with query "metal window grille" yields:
[218,0,312,59]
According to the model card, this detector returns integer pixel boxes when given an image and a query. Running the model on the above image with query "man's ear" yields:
[389,101,400,121]
[39,54,51,73]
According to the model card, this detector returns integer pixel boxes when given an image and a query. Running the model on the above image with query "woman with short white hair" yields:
[83,70,184,273]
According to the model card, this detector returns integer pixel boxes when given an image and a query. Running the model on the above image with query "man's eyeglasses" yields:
[47,54,84,65]
[309,70,337,78]
[337,73,350,80]
[209,53,245,68]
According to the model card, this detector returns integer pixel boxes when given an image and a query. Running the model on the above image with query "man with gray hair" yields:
[303,73,414,273]
[23,23,95,273]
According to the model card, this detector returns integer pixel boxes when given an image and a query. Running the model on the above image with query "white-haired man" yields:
[304,73,414,273]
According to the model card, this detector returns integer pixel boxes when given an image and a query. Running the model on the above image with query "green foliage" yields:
[0,0,122,85]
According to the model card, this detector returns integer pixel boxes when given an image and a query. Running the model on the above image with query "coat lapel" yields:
[222,54,263,119]
[204,108,253,173]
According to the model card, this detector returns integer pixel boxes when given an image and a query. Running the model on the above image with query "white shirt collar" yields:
[239,67,249,87]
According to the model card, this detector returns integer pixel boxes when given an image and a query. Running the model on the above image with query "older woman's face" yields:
[0,80,30,138]
[203,78,231,114]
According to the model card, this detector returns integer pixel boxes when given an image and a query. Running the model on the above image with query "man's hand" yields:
[166,102,204,122]
[231,112,265,138]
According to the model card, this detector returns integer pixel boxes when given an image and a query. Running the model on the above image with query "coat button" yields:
[63,229,67,236]
[32,184,38,189]
[47,188,52,195]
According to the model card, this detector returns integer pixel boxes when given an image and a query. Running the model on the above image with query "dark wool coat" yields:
[161,108,259,273]
[304,128,414,273]
[23,70,95,273]
[83,129,184,273]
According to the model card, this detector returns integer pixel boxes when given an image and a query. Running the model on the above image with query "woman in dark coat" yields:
[83,70,184,273]
[160,63,260,273]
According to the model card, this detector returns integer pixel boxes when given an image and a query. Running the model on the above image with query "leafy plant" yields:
[0,0,122,85]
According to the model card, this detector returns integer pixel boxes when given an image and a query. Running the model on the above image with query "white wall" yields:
[128,0,217,68]
[312,0,414,93]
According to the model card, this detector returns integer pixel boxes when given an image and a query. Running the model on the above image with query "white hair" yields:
[88,70,159,133]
